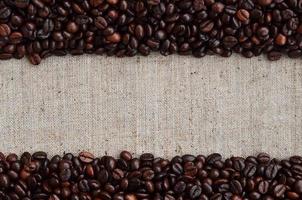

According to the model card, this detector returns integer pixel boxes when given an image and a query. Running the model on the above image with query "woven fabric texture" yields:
[0,55,301,158]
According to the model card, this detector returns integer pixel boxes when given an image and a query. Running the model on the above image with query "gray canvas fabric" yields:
[0,54,301,158]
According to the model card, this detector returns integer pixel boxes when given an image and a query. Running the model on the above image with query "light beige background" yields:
[0,55,301,158]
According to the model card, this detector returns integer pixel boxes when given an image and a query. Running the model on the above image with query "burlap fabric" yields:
[0,55,301,158]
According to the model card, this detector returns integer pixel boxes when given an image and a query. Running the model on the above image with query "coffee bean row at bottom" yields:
[0,151,301,200]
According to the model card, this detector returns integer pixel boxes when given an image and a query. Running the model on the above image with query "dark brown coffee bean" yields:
[174,181,186,194]
[32,151,47,160]
[0,7,11,19]
[249,192,261,199]
[66,22,79,33]
[28,53,41,65]
[212,3,224,13]
[288,50,302,58]
[257,153,270,164]
[207,153,222,165]
[190,185,202,199]
[0,151,301,199]
[9,32,23,44]
[120,151,132,161]
[147,0,160,5]
[140,153,154,162]
[200,20,214,33]
[236,9,250,22]
[267,51,282,61]
[95,16,108,30]
[258,0,272,6]
[0,174,9,188]
[273,184,286,198]
[79,152,94,163]
[1,0,302,63]
[135,25,144,40]
[223,36,238,48]
[230,180,242,194]
[258,180,269,194]
[0,24,11,37]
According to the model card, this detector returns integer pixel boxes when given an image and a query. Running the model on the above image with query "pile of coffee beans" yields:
[1,151,302,200]
[1,0,302,64]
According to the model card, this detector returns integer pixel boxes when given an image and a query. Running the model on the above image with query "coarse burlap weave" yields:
[0,55,301,158]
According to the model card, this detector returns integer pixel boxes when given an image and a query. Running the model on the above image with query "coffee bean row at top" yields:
[0,0,302,64]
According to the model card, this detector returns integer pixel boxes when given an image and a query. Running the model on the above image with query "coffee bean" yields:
[258,0,272,6]
[0,152,300,199]
[207,153,222,165]
[200,20,214,33]
[106,33,121,43]
[258,180,269,194]
[275,34,287,46]
[287,191,299,199]
[32,151,47,160]
[257,153,270,164]
[79,151,94,163]
[273,184,286,198]
[112,168,124,180]
[107,0,119,5]
[135,25,144,40]
[190,185,202,199]
[0,174,9,188]
[28,53,41,65]
[9,32,23,44]
[66,22,79,33]
[0,7,11,19]
[230,180,242,194]
[14,0,30,8]
[243,164,257,177]
[236,9,250,22]
[267,51,282,61]
[120,151,132,161]
[1,0,302,64]
[140,153,154,161]
[0,24,11,37]
[294,180,302,193]
[223,36,238,48]
[95,16,107,30]
[212,3,224,13]
[174,181,186,194]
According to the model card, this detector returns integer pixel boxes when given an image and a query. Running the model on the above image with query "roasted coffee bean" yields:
[257,153,270,164]
[32,151,47,160]
[258,180,269,194]
[258,0,272,6]
[275,34,287,46]
[267,51,282,61]
[230,180,242,194]
[236,9,250,22]
[190,185,202,199]
[0,7,11,19]
[273,184,286,198]
[0,174,9,188]
[0,24,11,37]
[0,152,300,199]
[120,151,132,161]
[9,32,23,44]
[28,53,41,65]
[95,16,107,30]
[79,152,95,163]
[1,0,302,64]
